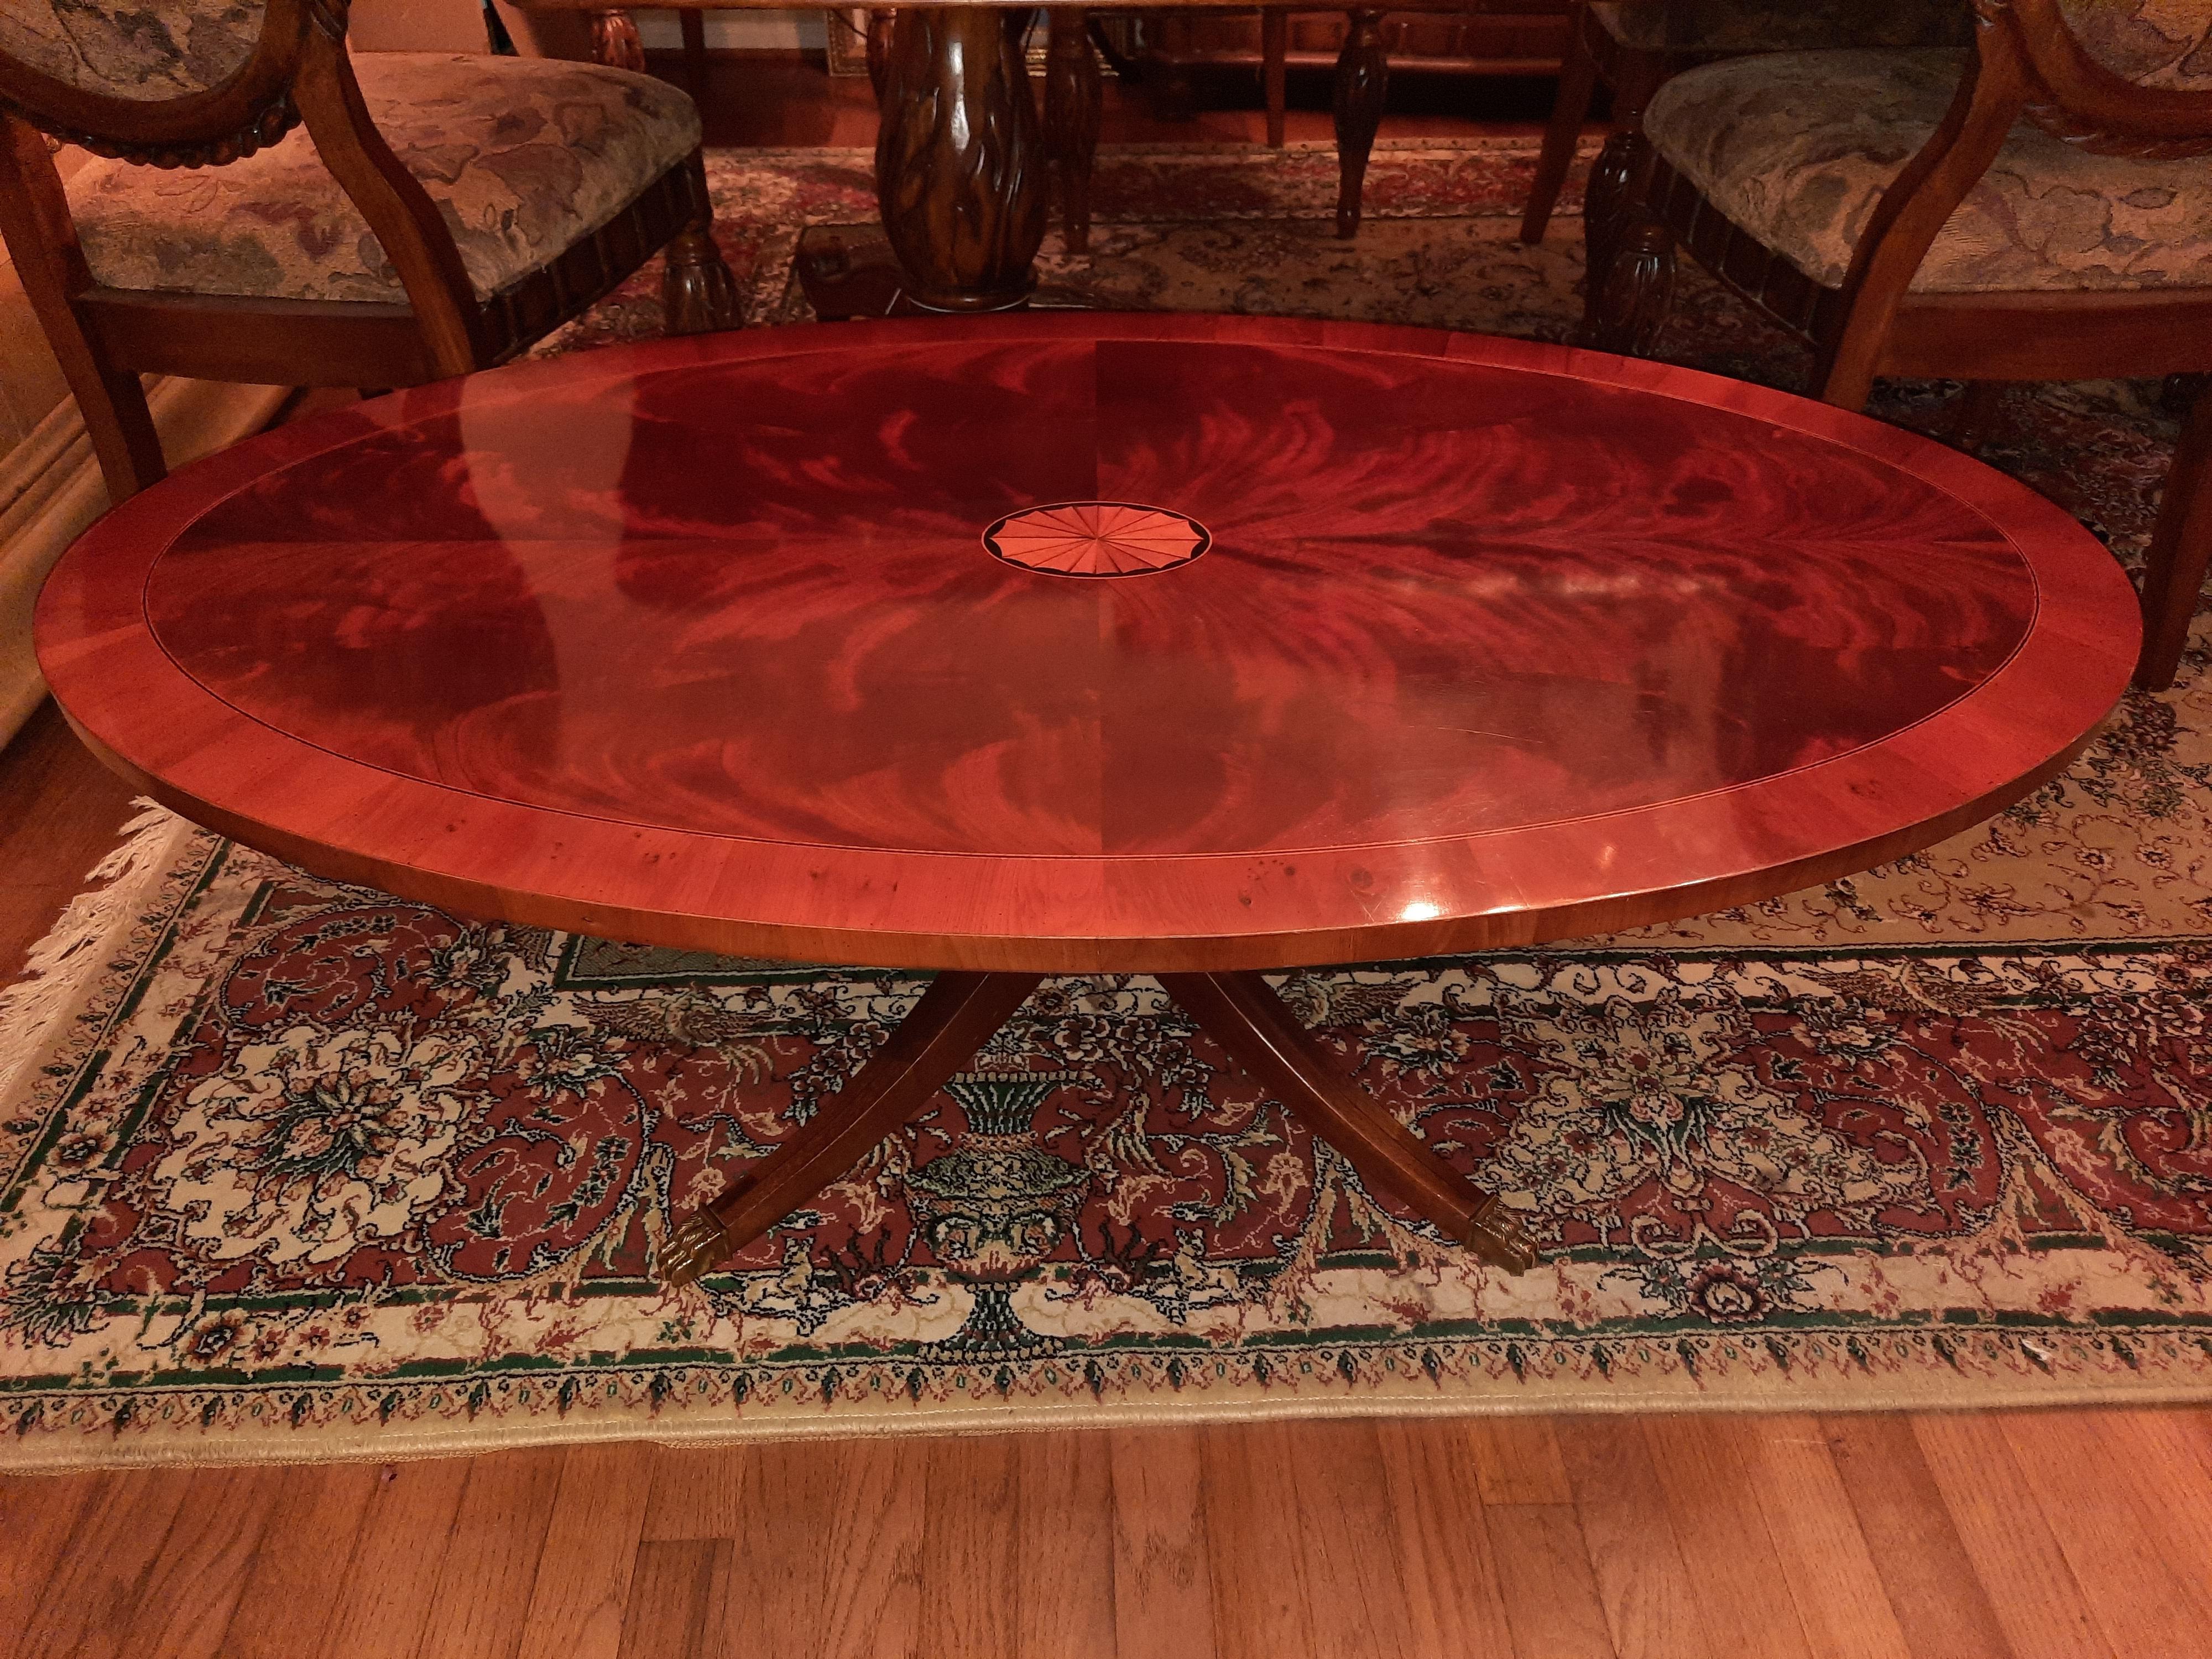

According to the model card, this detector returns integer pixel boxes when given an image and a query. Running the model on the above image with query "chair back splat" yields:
[0,2,736,503]
[1579,0,2212,693]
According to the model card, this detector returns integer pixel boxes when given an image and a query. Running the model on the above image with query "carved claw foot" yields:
[660,1208,734,1289]
[1464,1197,1538,1274]
[662,228,741,335]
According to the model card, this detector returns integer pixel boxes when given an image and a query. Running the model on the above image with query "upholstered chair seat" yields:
[1579,0,2212,695]
[1643,48,2212,293]
[1592,0,1971,55]
[64,52,701,305]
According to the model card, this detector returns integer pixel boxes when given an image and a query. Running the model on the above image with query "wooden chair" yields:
[1580,0,2212,692]
[0,1,740,505]
[1520,1,1974,252]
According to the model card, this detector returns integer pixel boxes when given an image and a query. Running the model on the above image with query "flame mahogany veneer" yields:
[35,314,2142,1282]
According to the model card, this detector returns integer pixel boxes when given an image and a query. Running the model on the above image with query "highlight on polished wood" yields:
[33,312,2141,1286]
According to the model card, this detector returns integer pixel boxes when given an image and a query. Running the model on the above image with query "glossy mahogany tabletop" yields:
[36,314,2141,971]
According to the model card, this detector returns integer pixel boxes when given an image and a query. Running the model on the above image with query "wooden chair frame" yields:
[0,1,738,504]
[1521,0,1714,248]
[1582,0,2212,691]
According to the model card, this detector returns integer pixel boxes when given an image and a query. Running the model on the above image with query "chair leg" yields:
[1262,10,1288,149]
[1577,198,1674,356]
[1952,379,2005,451]
[1521,2,1600,246]
[1333,9,1389,240]
[1046,11,1102,255]
[2136,387,2212,692]
[1582,51,1663,287]
[679,11,708,105]
[0,114,165,503]
[661,152,740,335]
[867,9,895,102]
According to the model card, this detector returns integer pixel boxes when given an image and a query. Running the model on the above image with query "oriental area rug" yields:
[3,139,2210,1469]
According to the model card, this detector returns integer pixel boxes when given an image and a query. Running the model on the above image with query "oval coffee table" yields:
[34,314,2143,1286]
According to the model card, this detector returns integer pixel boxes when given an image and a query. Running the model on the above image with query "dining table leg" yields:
[874,6,1051,311]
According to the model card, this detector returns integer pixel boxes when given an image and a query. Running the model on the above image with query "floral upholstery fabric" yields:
[65,53,701,305]
[0,1,262,101]
[1644,48,2212,292]
[2057,0,2212,88]
[1594,0,1972,53]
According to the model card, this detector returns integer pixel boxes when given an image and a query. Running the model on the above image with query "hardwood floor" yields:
[3,1408,2211,1656]
[3,54,2209,1657]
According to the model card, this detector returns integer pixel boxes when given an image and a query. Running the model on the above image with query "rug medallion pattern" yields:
[2,140,2208,1465]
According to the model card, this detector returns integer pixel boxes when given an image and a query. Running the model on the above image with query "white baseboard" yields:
[0,378,291,749]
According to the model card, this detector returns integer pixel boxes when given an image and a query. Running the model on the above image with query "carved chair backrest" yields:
[2008,0,2212,154]
[2054,0,2212,88]
[0,1,343,165]
[0,1,483,376]
[1820,0,2212,395]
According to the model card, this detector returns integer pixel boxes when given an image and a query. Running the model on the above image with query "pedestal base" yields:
[661,968,1537,1289]
[795,229,1041,322]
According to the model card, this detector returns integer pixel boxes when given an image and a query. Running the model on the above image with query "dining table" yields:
[33,312,2141,1289]
[505,2,1412,314]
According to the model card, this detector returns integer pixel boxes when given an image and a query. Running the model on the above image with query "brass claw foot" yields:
[1465,1198,1538,1274]
[660,1209,733,1290]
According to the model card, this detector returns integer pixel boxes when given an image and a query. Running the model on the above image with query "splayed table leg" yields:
[661,970,1044,1286]
[1158,970,1538,1272]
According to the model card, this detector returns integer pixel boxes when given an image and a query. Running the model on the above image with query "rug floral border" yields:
[4,813,2210,1471]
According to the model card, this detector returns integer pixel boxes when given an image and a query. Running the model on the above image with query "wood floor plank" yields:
[0,698,137,986]
[1820,1415,2013,1659]
[315,1457,473,1657]
[1641,1416,1817,1659]
[1109,1428,1219,1659]
[1910,1413,2111,1659]
[220,1463,382,1659]
[18,1468,194,1659]
[1281,1420,1418,1655]
[1373,1418,1516,1655]
[801,1439,926,1659]
[113,1462,288,1658]
[716,1437,924,1659]
[1556,1415,1715,1659]
[921,1431,1019,1659]
[1016,1430,1117,1657]
[1738,1415,1912,1659]
[1469,1415,1574,1505]
[2006,1410,2212,1653]
[640,1442,752,1542]
[0,1475,96,1640]
[1485,1503,1619,1659]
[617,1538,731,1659]
[514,1444,656,1659]
[1198,1422,1314,1659]
[2089,1410,2212,1597]
[410,1446,566,1659]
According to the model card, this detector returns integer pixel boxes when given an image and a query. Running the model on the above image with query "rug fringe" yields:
[0,799,195,1107]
